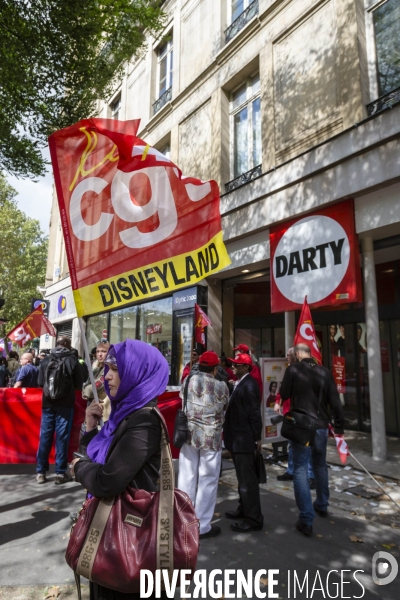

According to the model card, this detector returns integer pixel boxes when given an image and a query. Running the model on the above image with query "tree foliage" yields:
[0,0,165,178]
[0,174,48,330]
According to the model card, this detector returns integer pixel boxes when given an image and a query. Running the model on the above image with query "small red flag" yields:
[328,424,350,464]
[7,307,56,347]
[293,296,322,364]
[195,304,212,346]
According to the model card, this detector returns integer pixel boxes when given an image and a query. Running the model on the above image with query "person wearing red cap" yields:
[233,344,263,396]
[223,353,264,532]
[178,350,229,539]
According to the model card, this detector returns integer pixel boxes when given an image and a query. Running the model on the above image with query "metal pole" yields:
[349,451,400,511]
[78,318,99,404]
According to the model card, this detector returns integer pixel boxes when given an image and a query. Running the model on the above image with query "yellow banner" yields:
[73,231,230,317]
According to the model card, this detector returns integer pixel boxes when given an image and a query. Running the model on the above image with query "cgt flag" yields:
[195,304,212,346]
[49,119,231,317]
[328,424,350,465]
[293,296,322,364]
[7,307,56,347]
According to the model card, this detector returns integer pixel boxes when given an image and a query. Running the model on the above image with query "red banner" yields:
[7,307,56,347]
[195,304,212,346]
[293,297,322,364]
[270,200,362,312]
[49,119,230,317]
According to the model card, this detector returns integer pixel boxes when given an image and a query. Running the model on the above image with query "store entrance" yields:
[379,320,400,436]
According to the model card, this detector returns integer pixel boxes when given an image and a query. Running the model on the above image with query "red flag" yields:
[48,118,231,317]
[293,297,322,364]
[328,424,350,465]
[6,307,56,347]
[195,304,212,346]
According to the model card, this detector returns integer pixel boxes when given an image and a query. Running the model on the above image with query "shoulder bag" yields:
[173,373,192,449]
[281,368,323,447]
[65,407,199,598]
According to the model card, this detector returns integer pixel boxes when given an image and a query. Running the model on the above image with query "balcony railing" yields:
[225,164,262,193]
[153,86,172,115]
[367,85,400,116]
[225,0,259,44]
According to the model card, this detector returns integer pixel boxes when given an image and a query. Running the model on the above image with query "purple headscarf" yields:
[87,339,169,464]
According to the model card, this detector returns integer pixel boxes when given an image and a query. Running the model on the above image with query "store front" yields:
[85,285,208,385]
[227,258,400,437]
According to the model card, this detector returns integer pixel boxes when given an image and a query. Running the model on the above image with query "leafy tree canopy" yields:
[0,174,48,330]
[0,0,165,179]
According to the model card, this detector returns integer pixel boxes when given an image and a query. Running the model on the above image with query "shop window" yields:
[86,313,109,352]
[376,260,398,305]
[110,306,137,345]
[108,298,173,373]
[230,73,261,179]
[373,0,400,96]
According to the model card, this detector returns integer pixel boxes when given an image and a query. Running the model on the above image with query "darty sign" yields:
[270,200,362,312]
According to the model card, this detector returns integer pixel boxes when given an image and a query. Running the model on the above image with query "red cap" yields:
[233,344,250,353]
[230,353,253,366]
[199,351,220,367]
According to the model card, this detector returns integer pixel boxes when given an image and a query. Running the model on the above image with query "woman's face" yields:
[271,382,277,394]
[105,364,121,397]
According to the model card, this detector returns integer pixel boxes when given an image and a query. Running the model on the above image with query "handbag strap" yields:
[76,496,114,580]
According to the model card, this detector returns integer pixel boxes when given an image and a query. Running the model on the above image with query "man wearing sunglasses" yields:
[181,348,200,383]
[223,353,264,532]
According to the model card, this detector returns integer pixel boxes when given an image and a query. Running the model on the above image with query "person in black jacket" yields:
[280,343,345,537]
[223,353,264,532]
[71,339,169,600]
[36,337,83,485]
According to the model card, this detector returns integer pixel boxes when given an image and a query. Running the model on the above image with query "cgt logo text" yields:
[140,568,369,598]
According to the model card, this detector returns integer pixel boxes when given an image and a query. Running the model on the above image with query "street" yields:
[1,434,399,599]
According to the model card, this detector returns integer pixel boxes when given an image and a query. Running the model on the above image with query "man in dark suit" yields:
[223,353,263,532]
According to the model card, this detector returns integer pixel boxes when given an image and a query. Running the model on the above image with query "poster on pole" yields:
[49,118,231,317]
[260,358,288,444]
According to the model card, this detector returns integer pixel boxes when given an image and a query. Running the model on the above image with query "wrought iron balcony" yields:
[153,86,172,115]
[225,0,259,44]
[367,85,400,116]
[225,164,262,193]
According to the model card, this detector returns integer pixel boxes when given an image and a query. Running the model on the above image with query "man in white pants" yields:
[178,350,229,539]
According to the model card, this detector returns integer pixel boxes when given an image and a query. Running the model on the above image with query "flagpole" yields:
[190,335,194,371]
[78,318,100,404]
[349,451,400,511]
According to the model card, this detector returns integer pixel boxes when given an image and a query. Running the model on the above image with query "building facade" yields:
[44,0,400,454]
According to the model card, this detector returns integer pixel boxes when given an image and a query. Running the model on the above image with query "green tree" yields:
[0,174,48,330]
[0,0,165,179]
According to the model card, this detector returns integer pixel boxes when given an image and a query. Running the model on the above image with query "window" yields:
[159,143,171,159]
[230,73,262,178]
[110,95,121,120]
[373,0,400,96]
[157,35,173,98]
[231,0,250,22]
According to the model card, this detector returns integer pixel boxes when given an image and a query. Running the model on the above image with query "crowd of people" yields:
[1,335,344,597]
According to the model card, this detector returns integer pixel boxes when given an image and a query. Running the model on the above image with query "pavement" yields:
[0,432,399,599]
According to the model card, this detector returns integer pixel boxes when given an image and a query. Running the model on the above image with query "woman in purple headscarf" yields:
[71,339,169,600]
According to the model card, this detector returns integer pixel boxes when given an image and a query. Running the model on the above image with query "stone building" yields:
[43,0,400,456]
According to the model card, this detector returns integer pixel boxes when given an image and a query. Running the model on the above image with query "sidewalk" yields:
[0,432,399,599]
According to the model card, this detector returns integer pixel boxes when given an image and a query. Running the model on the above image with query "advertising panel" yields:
[261,358,288,444]
[269,200,362,312]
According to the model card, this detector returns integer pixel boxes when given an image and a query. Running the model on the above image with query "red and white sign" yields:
[332,355,346,393]
[146,324,162,335]
[270,200,362,312]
